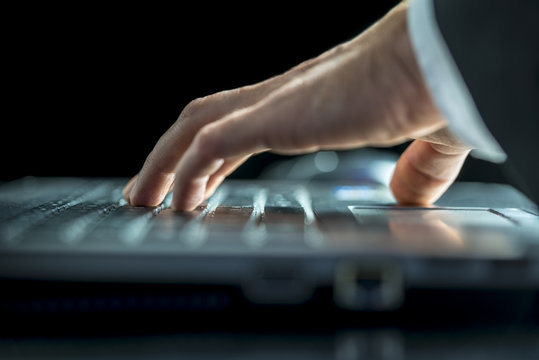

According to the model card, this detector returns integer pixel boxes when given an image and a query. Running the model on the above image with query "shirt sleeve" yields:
[407,0,507,163]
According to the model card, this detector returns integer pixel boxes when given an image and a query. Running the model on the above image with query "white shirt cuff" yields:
[407,0,507,163]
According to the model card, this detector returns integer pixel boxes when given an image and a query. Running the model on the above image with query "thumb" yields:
[390,140,470,205]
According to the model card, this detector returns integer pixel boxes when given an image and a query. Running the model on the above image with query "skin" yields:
[123,3,470,211]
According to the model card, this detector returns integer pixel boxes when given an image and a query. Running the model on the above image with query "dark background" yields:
[2,1,507,185]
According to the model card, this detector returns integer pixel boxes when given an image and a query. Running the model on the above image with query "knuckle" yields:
[180,97,208,120]
[169,97,212,143]
[194,123,221,160]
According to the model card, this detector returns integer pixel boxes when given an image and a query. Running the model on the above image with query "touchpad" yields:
[347,207,521,258]
[348,207,515,227]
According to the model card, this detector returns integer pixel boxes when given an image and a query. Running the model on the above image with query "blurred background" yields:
[2,1,507,185]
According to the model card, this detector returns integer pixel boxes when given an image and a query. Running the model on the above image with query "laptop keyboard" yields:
[0,178,328,250]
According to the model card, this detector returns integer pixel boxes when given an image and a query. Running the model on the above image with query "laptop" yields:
[1,149,538,332]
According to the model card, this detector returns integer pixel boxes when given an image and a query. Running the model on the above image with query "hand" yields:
[123,3,470,211]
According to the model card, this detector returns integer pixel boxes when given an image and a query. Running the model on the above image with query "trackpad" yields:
[348,207,515,227]
[347,207,520,258]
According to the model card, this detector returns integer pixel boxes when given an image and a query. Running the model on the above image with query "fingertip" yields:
[129,187,168,207]
[171,176,209,211]
[389,156,434,206]
[390,168,434,206]
[128,173,175,207]
[390,140,469,206]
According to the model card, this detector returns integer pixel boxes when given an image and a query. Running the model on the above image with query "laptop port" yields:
[334,261,404,311]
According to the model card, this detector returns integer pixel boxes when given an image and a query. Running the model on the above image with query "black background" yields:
[2,1,507,185]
